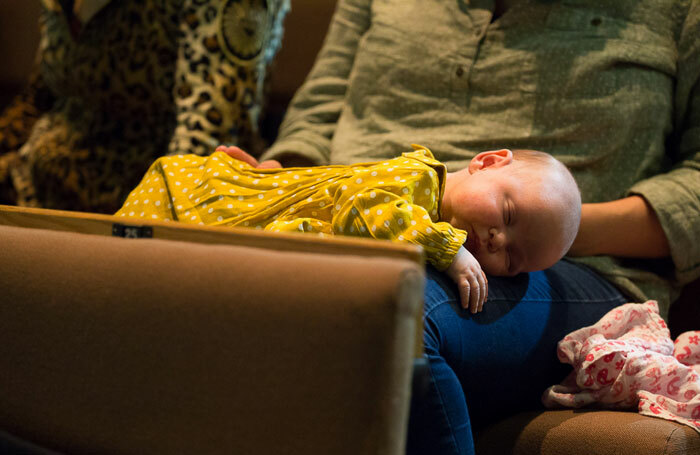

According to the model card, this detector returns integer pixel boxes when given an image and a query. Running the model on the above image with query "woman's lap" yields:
[406,259,629,455]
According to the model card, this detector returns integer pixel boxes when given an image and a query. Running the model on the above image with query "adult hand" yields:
[215,145,282,169]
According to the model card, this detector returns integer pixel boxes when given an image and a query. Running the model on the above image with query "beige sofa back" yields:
[0,218,423,454]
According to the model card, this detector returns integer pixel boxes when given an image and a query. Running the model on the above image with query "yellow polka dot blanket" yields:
[117,145,467,270]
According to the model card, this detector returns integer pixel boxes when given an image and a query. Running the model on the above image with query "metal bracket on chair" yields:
[112,223,153,239]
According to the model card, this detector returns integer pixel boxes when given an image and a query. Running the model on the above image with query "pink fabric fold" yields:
[542,300,700,432]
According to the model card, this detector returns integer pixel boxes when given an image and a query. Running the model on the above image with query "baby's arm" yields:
[332,187,486,311]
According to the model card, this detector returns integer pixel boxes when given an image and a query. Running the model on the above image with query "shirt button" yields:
[455,66,464,77]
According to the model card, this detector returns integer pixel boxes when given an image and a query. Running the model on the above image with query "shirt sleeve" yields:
[260,0,371,166]
[332,188,466,271]
[626,2,700,285]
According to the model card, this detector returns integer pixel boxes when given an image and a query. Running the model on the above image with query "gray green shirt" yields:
[263,0,700,316]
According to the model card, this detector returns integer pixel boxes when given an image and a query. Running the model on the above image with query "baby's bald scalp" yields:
[510,149,582,257]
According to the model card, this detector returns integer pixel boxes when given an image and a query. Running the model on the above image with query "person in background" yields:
[226,0,700,453]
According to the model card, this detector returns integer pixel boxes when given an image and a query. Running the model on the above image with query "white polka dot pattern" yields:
[115,147,466,270]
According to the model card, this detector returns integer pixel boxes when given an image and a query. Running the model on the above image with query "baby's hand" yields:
[215,145,281,169]
[446,246,488,314]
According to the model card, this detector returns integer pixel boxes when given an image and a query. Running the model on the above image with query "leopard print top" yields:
[0,0,289,213]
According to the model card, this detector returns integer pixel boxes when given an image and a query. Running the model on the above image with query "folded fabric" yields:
[543,300,700,432]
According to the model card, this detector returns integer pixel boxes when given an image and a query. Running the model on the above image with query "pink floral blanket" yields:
[542,300,700,432]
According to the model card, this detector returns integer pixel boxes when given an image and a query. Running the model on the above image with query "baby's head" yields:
[442,149,581,276]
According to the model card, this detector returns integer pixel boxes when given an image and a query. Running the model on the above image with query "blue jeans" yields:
[406,259,629,455]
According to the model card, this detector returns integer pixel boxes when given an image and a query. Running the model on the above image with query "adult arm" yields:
[259,0,371,167]
[569,196,670,258]
[570,2,700,285]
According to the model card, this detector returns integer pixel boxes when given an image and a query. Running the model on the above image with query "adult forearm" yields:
[262,0,371,166]
[569,195,670,258]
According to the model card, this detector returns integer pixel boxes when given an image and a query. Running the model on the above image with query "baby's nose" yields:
[488,228,506,252]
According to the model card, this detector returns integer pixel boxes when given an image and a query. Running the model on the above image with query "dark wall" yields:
[0,1,41,107]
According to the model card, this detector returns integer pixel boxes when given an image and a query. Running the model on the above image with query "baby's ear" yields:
[468,149,513,174]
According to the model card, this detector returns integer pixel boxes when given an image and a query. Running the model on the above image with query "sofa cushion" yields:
[475,409,700,455]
